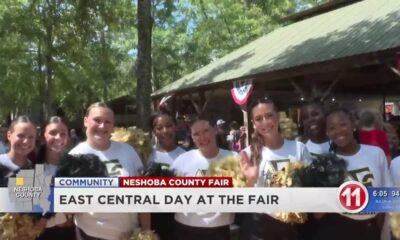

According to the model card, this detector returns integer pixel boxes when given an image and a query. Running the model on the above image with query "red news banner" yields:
[119,177,233,188]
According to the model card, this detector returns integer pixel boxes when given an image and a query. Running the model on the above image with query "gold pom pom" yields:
[111,127,153,165]
[390,213,400,239]
[207,156,246,187]
[268,162,307,224]
[0,213,46,240]
[274,212,307,224]
[268,162,304,187]
[279,112,298,140]
[128,229,159,240]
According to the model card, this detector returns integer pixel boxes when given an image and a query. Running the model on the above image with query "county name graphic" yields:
[8,164,52,213]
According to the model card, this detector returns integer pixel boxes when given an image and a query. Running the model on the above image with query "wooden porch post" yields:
[241,106,250,147]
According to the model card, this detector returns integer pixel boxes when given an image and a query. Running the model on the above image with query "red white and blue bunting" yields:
[231,79,253,106]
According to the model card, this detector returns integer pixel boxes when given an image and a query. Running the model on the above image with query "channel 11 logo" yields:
[337,181,369,213]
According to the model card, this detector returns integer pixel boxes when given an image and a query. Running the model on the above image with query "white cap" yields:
[216,119,226,125]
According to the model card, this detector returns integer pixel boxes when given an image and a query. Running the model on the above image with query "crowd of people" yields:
[0,96,399,240]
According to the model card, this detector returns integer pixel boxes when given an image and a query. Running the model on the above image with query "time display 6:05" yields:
[372,190,400,197]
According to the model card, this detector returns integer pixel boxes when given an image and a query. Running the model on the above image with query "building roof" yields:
[152,0,400,97]
[281,0,362,23]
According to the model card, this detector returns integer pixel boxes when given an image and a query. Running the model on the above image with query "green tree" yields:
[136,0,153,131]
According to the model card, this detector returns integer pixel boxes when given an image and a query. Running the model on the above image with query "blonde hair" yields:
[85,102,113,117]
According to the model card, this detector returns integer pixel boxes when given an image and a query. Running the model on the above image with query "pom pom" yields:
[143,162,175,177]
[111,127,153,165]
[266,155,347,224]
[279,112,298,140]
[391,213,400,239]
[301,153,347,187]
[268,161,304,187]
[0,213,46,240]
[268,161,307,224]
[55,154,108,177]
[128,229,159,240]
[207,156,246,187]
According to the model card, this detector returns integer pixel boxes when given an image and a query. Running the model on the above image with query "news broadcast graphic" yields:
[337,181,369,213]
[54,177,119,188]
[118,177,233,188]
[53,187,340,213]
[1,169,400,214]
[362,188,400,213]
[6,164,52,213]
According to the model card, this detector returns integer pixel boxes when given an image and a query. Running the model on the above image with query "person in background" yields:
[216,119,229,149]
[227,121,241,152]
[171,116,237,240]
[69,102,150,240]
[310,107,393,240]
[69,128,80,147]
[35,116,75,240]
[239,126,247,151]
[176,115,193,150]
[384,122,400,159]
[148,112,186,240]
[300,102,330,156]
[358,109,391,161]
[239,97,311,240]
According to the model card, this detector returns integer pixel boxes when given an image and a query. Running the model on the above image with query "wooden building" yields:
[151,0,400,127]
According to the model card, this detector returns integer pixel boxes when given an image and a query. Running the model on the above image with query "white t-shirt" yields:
[44,163,58,177]
[337,144,392,188]
[244,139,311,187]
[305,140,330,156]
[337,144,393,224]
[70,141,143,176]
[148,146,185,167]
[390,156,400,186]
[0,154,21,171]
[0,142,7,154]
[69,141,143,240]
[171,148,237,227]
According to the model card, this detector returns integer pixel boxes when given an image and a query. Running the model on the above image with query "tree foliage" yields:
[0,0,321,123]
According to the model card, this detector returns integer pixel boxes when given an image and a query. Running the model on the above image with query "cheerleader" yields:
[310,107,393,240]
[0,116,36,171]
[148,112,185,240]
[239,97,311,240]
[36,116,70,175]
[171,116,237,240]
[149,112,185,167]
[69,102,150,240]
[0,116,49,237]
[35,116,75,240]
[300,102,330,156]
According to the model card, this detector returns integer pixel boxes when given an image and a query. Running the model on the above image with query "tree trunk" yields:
[100,29,108,101]
[42,1,55,119]
[37,39,45,123]
[135,0,153,131]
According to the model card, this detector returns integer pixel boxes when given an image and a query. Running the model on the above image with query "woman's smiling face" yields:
[251,102,280,138]
[326,111,355,148]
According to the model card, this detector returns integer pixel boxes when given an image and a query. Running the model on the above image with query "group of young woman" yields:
[0,97,396,240]
[237,98,393,240]
[144,98,395,240]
